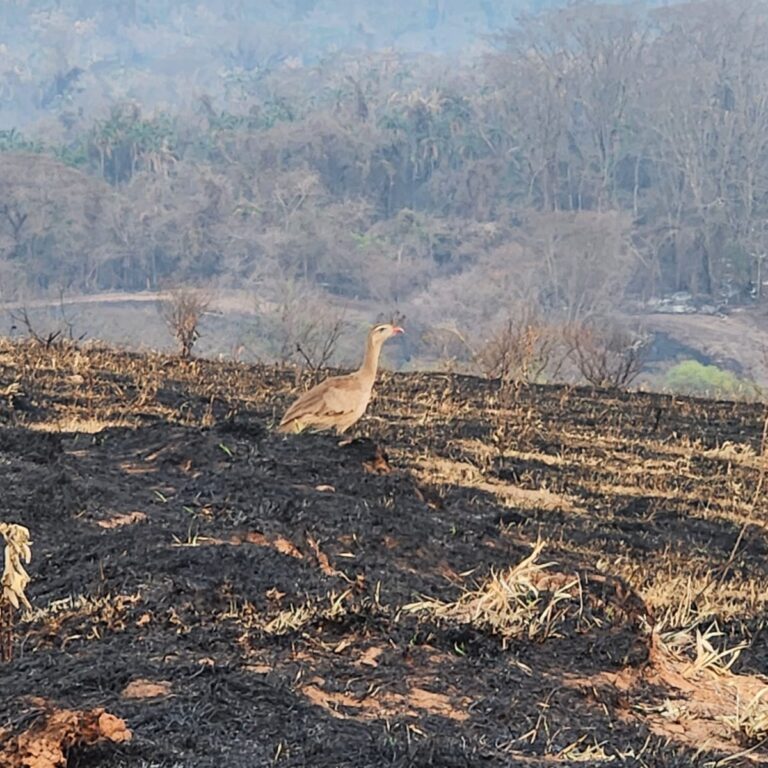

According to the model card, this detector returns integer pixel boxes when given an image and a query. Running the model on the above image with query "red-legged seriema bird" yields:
[278,323,404,435]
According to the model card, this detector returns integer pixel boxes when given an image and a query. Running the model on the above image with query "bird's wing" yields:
[280,373,367,426]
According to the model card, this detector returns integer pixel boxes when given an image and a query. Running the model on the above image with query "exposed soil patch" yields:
[1,340,768,766]
[1,703,131,768]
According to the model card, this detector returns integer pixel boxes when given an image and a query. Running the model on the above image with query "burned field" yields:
[2,341,768,767]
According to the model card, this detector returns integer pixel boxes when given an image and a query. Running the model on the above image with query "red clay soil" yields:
[1,702,131,768]
[1,340,768,767]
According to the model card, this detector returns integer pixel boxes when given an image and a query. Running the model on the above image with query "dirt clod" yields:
[0,706,131,768]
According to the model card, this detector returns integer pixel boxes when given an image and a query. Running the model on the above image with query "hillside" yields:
[4,0,768,358]
[1,340,768,766]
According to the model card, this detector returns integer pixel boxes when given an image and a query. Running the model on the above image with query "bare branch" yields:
[565,318,649,389]
[159,286,211,359]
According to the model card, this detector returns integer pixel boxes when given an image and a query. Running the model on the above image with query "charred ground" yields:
[1,340,768,767]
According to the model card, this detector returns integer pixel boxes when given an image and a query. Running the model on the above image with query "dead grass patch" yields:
[722,687,768,747]
[25,593,141,645]
[417,456,579,512]
[564,638,768,762]
[636,562,768,628]
[227,589,354,638]
[404,541,584,645]
[704,441,761,466]
[454,438,574,471]
[25,417,134,434]
[95,511,148,529]
[122,679,172,700]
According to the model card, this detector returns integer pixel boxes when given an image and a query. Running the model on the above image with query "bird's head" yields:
[370,323,405,344]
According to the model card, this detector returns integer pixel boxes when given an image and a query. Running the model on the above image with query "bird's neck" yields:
[359,337,383,382]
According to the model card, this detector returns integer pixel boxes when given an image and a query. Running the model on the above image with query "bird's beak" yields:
[392,326,405,335]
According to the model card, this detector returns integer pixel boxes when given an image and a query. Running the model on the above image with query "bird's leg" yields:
[337,427,362,447]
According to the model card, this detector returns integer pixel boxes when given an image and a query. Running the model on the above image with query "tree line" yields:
[1,1,766,336]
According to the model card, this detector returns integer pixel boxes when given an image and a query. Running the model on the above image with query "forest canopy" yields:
[0,0,765,339]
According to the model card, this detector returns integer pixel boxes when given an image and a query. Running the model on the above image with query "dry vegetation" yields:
[474,305,566,387]
[1,338,768,766]
[158,287,211,359]
[0,522,32,663]
[404,541,586,645]
[564,318,650,389]
[4,1,768,353]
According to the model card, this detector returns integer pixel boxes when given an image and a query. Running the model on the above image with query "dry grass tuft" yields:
[404,541,582,645]
[225,590,354,638]
[656,621,747,678]
[722,688,768,746]
[645,567,752,678]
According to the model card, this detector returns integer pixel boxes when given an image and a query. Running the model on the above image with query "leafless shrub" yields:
[475,306,566,387]
[9,291,86,348]
[564,318,649,389]
[260,277,346,376]
[293,316,345,375]
[418,325,474,373]
[9,308,62,348]
[159,287,211,359]
[0,522,32,662]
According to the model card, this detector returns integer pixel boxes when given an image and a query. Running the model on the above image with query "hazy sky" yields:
[0,0,652,132]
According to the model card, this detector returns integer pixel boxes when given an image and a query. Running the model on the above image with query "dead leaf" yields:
[245,663,271,674]
[273,536,303,559]
[235,532,303,559]
[334,637,354,654]
[96,511,147,529]
[122,679,172,699]
[358,646,384,668]
[306,536,338,577]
